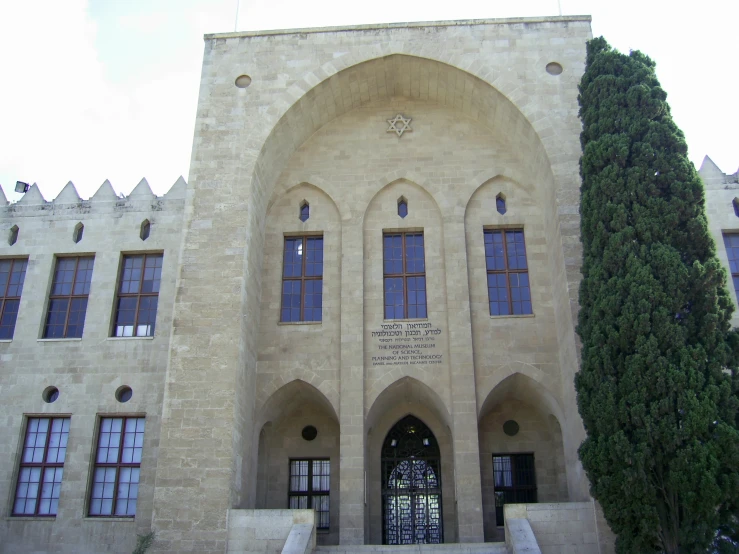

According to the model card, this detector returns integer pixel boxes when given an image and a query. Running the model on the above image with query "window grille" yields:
[288,459,330,529]
[492,453,537,526]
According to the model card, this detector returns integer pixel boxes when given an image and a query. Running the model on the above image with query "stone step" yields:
[314,543,508,554]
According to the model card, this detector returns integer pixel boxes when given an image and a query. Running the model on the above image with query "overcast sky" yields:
[0,0,736,202]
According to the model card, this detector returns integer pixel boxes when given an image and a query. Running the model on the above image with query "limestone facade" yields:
[9,14,727,554]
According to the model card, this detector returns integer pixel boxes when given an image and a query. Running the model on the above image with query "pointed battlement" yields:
[0,177,188,218]
[699,155,739,189]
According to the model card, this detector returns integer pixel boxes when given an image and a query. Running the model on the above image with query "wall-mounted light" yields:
[15,181,29,194]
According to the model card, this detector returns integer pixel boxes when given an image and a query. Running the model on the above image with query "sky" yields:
[0,0,737,202]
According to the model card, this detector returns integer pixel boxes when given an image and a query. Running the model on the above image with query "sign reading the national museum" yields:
[370,322,443,366]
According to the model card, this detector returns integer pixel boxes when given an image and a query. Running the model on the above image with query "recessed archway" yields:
[365,377,455,544]
[381,415,444,545]
[250,379,340,545]
[477,373,569,541]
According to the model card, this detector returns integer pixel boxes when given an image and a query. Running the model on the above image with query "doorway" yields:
[381,415,443,544]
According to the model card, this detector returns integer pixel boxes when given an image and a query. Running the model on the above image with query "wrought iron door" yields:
[381,415,443,544]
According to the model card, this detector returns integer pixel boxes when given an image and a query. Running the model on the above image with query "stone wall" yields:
[700,156,739,328]
[0,179,185,553]
[504,502,611,554]
[226,508,315,553]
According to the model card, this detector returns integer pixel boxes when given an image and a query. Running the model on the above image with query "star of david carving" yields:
[387,114,412,137]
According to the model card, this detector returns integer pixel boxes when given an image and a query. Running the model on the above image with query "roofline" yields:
[205,15,592,40]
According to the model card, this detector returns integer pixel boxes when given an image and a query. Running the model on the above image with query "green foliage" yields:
[576,36,739,554]
[132,531,155,554]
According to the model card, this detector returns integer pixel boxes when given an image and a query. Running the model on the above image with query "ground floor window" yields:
[493,453,537,526]
[288,459,330,529]
[13,417,70,516]
[89,417,145,517]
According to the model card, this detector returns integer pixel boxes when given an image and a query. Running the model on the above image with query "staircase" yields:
[313,543,508,553]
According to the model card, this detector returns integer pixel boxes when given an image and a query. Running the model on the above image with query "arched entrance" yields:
[381,415,443,544]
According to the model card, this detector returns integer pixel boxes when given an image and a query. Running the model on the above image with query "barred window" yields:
[13,417,70,516]
[89,417,145,517]
[0,258,28,339]
[281,236,323,322]
[114,254,163,337]
[723,234,739,301]
[484,229,532,316]
[383,233,426,319]
[44,256,94,338]
[289,459,330,530]
[492,453,537,526]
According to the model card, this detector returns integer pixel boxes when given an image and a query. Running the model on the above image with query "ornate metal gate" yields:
[381,415,443,544]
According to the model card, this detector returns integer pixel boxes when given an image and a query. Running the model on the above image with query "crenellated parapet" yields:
[699,156,739,190]
[0,176,187,218]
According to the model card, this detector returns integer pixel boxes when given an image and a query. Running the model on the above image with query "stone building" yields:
[0,14,734,554]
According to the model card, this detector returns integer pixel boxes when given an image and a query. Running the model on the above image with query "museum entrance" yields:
[381,415,443,544]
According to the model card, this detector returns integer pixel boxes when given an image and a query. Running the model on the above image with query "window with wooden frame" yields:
[492,453,537,526]
[89,416,145,517]
[281,236,323,322]
[44,256,95,338]
[0,258,28,339]
[383,232,426,319]
[484,229,532,316]
[113,254,163,337]
[723,234,739,301]
[288,459,330,530]
[13,417,70,516]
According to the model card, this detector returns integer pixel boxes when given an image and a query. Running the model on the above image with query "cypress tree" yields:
[576,37,739,553]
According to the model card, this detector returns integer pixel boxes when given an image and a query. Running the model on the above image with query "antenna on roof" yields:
[234,0,240,32]
[558,0,562,15]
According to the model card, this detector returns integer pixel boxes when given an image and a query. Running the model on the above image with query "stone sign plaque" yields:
[370,321,443,366]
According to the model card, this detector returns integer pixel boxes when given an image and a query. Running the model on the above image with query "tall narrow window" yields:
[484,229,532,316]
[0,258,28,339]
[289,459,330,530]
[13,417,70,516]
[281,236,323,322]
[492,453,537,526]
[723,234,739,300]
[113,254,163,337]
[383,232,426,319]
[89,417,145,517]
[44,256,94,338]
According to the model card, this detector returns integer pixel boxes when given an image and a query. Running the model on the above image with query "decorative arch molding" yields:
[256,378,339,430]
[465,173,539,215]
[267,178,344,221]
[477,371,565,427]
[366,376,452,435]
[257,49,559,166]
[363,176,442,226]
[247,52,561,231]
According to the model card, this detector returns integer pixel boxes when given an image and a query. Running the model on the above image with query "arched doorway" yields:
[381,415,443,544]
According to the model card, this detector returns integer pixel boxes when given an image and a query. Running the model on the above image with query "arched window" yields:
[8,225,19,246]
[398,197,408,218]
[299,201,310,222]
[140,219,151,241]
[381,415,442,544]
[496,193,507,215]
[73,222,84,243]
